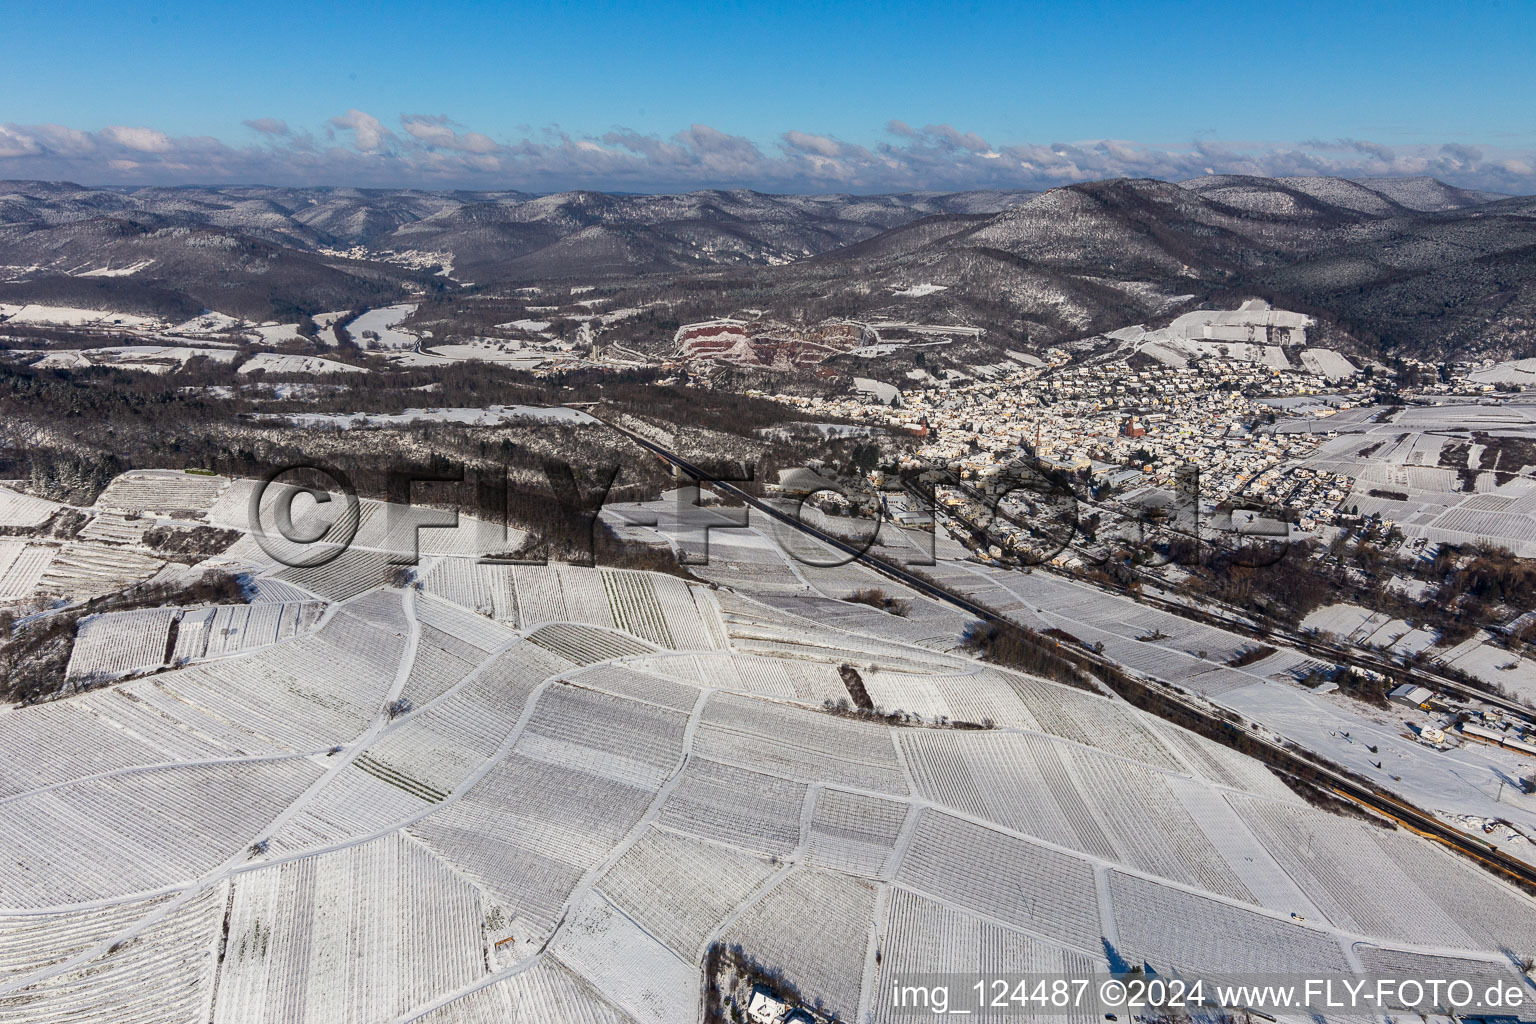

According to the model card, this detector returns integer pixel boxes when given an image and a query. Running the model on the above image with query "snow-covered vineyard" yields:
[0,477,1535,1022]
[1287,399,1536,557]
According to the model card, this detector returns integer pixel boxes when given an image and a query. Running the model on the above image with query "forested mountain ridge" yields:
[1,175,1531,359]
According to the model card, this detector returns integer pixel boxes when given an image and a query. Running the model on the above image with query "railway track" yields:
[1098,567,1536,725]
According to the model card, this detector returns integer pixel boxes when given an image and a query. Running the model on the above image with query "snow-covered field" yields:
[0,542,56,601]
[171,311,243,335]
[1468,357,1536,386]
[37,543,165,599]
[347,303,419,348]
[173,601,324,661]
[1289,402,1536,554]
[26,344,239,374]
[238,352,361,375]
[1301,602,1438,655]
[1299,347,1361,380]
[853,376,900,403]
[65,608,178,682]
[247,322,304,345]
[0,304,161,328]
[1436,631,1536,704]
[0,486,62,529]
[0,478,1534,1020]
[411,339,573,368]
[74,258,156,278]
[286,404,595,428]
[498,317,552,332]
[95,469,229,515]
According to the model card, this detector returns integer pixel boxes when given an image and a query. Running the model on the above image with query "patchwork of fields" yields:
[1288,398,1536,555]
[0,474,1534,1022]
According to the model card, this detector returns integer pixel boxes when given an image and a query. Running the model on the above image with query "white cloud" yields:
[30,124,97,157]
[244,117,290,137]
[0,114,1533,195]
[328,109,393,154]
[923,123,991,153]
[99,125,173,153]
[0,126,41,159]
[400,114,499,154]
[782,130,844,158]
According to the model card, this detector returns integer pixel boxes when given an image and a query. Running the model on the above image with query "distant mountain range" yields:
[757,176,1535,359]
[1,175,1532,359]
[0,182,1028,303]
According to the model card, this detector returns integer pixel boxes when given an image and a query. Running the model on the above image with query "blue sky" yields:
[3,0,1534,191]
